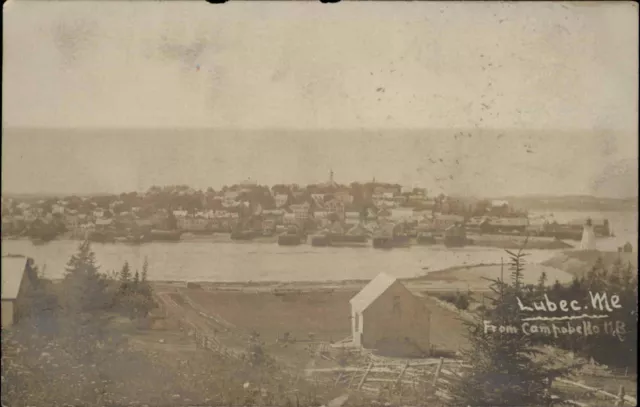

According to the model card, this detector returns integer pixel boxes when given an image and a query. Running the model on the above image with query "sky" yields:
[2,1,638,198]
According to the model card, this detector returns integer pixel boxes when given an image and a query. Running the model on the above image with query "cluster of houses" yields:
[0,174,444,241]
[1,173,609,243]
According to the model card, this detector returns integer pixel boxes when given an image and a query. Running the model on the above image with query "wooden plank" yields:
[557,378,637,405]
[347,369,361,388]
[432,357,444,387]
[357,361,374,390]
[334,372,344,388]
[435,389,452,401]
[395,361,410,386]
[564,401,589,407]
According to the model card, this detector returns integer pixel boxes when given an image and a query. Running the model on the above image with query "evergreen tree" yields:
[119,261,132,294]
[135,256,156,318]
[133,270,140,289]
[536,271,548,294]
[447,247,564,406]
[140,257,151,294]
[119,261,131,282]
[62,240,110,314]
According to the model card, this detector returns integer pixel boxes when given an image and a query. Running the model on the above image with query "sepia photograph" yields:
[2,1,638,406]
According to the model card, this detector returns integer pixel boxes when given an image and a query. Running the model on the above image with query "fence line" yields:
[157,293,239,359]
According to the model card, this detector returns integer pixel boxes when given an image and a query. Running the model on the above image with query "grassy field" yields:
[181,287,469,356]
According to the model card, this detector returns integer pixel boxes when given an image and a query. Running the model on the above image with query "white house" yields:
[283,213,297,225]
[350,273,431,357]
[172,210,188,218]
[275,194,289,208]
[344,211,362,226]
[290,202,311,223]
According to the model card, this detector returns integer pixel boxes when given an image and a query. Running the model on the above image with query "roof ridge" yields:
[350,273,398,312]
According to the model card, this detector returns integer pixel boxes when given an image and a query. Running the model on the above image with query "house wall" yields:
[351,309,361,346]
[13,265,34,325]
[1,300,15,329]
[359,282,430,356]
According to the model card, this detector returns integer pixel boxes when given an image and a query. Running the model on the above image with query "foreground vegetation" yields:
[1,241,339,407]
[445,244,637,406]
[2,240,636,406]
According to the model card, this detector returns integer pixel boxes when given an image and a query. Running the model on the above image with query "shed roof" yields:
[350,273,397,312]
[1,257,27,300]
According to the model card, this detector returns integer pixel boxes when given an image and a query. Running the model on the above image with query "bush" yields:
[439,292,471,311]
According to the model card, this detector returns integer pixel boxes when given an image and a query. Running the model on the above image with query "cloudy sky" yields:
[2,1,638,197]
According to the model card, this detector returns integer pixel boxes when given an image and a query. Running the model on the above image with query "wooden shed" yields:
[1,257,37,329]
[350,273,431,357]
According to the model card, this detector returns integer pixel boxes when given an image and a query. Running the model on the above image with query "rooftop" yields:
[350,272,397,312]
[1,257,28,300]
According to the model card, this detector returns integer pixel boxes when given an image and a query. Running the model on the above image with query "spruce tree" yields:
[119,261,131,282]
[62,240,109,314]
[446,247,564,406]
[536,271,547,294]
[140,257,150,294]
[137,257,155,317]
[133,270,140,289]
[119,261,132,294]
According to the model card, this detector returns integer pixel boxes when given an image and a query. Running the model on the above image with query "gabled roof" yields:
[1,257,28,300]
[350,273,397,312]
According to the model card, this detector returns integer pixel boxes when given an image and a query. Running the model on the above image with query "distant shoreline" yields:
[2,233,574,250]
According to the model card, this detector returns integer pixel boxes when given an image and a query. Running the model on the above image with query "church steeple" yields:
[329,169,334,184]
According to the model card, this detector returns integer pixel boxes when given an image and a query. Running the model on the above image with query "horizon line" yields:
[3,126,636,134]
[2,189,637,201]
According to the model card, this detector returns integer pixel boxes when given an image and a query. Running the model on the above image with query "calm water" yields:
[3,239,560,282]
[3,211,635,283]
